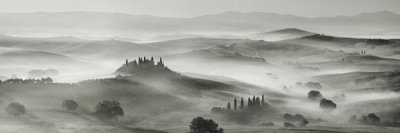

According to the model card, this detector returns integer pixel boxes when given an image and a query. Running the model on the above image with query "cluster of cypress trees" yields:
[125,56,164,68]
[226,94,267,111]
[360,50,366,55]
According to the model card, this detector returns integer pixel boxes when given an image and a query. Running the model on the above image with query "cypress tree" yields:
[227,102,231,110]
[248,97,252,108]
[240,97,244,110]
[262,94,265,105]
[252,96,256,104]
[234,98,237,111]
[256,97,260,106]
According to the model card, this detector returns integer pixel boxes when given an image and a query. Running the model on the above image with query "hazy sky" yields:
[0,0,399,18]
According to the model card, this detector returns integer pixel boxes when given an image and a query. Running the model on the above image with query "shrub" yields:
[94,100,124,121]
[259,122,274,126]
[348,115,358,123]
[283,113,306,122]
[190,117,224,133]
[283,113,293,120]
[298,120,309,127]
[306,82,323,90]
[62,100,78,112]
[284,122,295,128]
[6,102,26,117]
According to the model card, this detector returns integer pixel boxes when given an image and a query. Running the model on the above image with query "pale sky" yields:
[0,0,399,18]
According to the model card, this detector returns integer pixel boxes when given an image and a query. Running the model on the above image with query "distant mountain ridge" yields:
[0,11,399,36]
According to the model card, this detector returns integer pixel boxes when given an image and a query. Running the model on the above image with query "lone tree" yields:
[320,98,337,110]
[234,98,237,111]
[62,100,78,112]
[6,102,26,117]
[308,90,323,100]
[190,117,224,133]
[367,113,380,124]
[94,100,124,121]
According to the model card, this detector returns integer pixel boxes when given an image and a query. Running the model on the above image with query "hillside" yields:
[281,34,400,59]
[312,71,400,91]
[248,28,316,41]
[147,37,248,53]
[0,35,165,60]
[0,48,87,66]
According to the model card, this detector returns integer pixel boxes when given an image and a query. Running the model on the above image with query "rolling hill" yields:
[248,28,316,41]
[281,34,400,59]
[0,48,87,66]
[0,35,165,60]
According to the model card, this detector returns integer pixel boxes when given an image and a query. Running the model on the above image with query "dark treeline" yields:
[0,77,53,84]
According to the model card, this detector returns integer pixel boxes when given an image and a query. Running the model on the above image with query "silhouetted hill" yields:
[249,28,316,41]
[114,57,251,95]
[147,37,249,53]
[0,48,87,66]
[0,35,165,60]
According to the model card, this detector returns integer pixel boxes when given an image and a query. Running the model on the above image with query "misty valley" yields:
[0,10,400,133]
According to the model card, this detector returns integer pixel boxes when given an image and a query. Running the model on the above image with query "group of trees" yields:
[93,100,124,122]
[124,57,165,68]
[212,95,267,114]
[190,117,224,133]
[348,113,400,127]
[360,50,367,55]
[4,99,124,124]
[61,99,124,122]
[296,81,323,90]
[28,69,59,78]
[117,57,170,75]
[349,113,380,125]
[0,77,53,84]
[283,113,309,127]
[307,90,337,110]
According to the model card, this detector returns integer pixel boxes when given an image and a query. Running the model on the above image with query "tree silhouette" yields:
[6,102,25,117]
[261,94,265,105]
[248,97,252,108]
[234,98,237,111]
[320,98,336,110]
[190,117,224,133]
[62,99,78,112]
[240,98,244,110]
[308,90,323,100]
[227,102,231,110]
[256,97,260,106]
[367,113,380,124]
[94,100,124,121]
